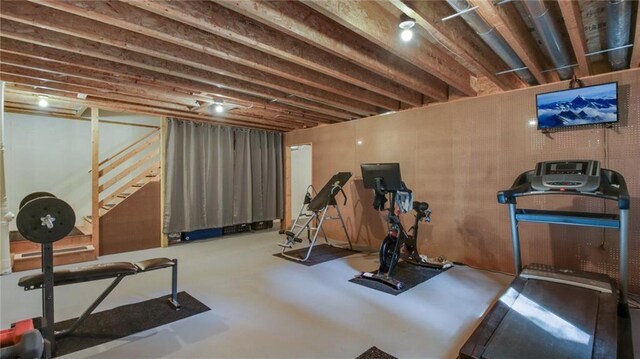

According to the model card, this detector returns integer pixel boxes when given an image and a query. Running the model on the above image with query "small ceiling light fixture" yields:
[38,95,49,108]
[398,14,416,42]
[214,103,224,113]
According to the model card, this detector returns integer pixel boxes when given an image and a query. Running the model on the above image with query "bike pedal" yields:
[277,242,292,248]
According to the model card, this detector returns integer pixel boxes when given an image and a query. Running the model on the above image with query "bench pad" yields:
[18,262,138,290]
[135,257,175,272]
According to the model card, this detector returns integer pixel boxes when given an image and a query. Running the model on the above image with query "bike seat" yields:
[413,201,429,212]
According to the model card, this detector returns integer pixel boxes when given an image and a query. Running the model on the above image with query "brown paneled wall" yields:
[284,68,640,293]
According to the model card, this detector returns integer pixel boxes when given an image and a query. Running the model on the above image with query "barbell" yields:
[15,192,75,244]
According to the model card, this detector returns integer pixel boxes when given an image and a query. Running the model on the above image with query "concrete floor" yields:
[1,229,635,358]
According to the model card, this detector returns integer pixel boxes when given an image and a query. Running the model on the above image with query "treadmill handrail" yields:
[497,168,630,209]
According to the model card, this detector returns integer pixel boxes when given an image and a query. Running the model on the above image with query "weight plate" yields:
[16,197,75,244]
[19,192,56,210]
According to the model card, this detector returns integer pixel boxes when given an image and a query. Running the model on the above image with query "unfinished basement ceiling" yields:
[0,0,638,131]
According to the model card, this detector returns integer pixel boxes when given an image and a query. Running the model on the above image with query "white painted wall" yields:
[289,144,312,221]
[5,112,160,230]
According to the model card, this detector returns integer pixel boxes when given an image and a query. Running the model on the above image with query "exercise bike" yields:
[358,163,451,290]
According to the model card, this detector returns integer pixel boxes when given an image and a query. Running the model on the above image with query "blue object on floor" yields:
[182,227,223,241]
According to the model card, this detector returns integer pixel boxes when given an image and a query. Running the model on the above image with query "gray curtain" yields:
[232,129,283,223]
[164,119,283,233]
[164,119,234,233]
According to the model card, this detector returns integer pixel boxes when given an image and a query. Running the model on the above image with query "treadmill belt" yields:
[483,280,599,359]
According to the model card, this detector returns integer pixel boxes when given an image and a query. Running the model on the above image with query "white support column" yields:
[0,81,14,274]
[91,108,100,254]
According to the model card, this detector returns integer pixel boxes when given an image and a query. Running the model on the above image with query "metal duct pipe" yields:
[522,0,573,80]
[0,81,13,275]
[445,0,537,85]
[607,0,632,70]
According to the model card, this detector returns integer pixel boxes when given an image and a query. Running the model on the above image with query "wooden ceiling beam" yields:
[230,107,316,126]
[0,38,341,125]
[0,21,356,120]
[5,91,84,111]
[227,109,317,129]
[630,3,640,68]
[557,1,591,77]
[215,0,452,100]
[2,71,305,129]
[31,0,400,112]
[1,52,205,108]
[5,101,78,115]
[0,70,193,112]
[469,0,552,84]
[127,0,432,105]
[386,0,525,91]
[303,0,475,96]
[5,85,297,132]
[1,2,374,117]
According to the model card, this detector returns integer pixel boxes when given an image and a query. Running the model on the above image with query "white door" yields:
[290,145,312,222]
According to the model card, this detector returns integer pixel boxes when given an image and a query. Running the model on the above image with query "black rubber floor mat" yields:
[356,346,397,359]
[274,243,358,266]
[53,291,209,357]
[350,261,449,295]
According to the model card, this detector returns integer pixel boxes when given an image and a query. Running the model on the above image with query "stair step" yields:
[102,203,116,210]
[12,245,96,272]
[117,193,132,198]
[10,229,92,254]
[84,215,92,224]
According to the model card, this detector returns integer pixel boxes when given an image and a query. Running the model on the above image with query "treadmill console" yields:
[530,160,601,192]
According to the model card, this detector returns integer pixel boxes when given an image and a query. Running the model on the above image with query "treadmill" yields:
[459,160,633,359]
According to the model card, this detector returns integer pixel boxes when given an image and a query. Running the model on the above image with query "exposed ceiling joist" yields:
[0,20,355,120]
[205,0,450,102]
[303,0,476,96]
[557,1,591,77]
[5,84,298,132]
[0,0,635,131]
[0,38,341,125]
[1,52,204,107]
[126,0,431,106]
[469,0,553,84]
[30,0,401,112]
[2,1,375,117]
[386,0,524,91]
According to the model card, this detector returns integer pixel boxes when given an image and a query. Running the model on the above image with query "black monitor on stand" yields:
[360,163,403,191]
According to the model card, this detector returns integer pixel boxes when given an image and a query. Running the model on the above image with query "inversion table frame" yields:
[279,172,353,262]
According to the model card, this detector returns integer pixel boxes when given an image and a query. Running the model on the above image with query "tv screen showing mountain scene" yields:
[536,82,618,130]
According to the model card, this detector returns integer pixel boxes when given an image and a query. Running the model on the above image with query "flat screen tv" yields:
[536,82,618,130]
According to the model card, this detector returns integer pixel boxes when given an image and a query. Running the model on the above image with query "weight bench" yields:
[18,257,180,339]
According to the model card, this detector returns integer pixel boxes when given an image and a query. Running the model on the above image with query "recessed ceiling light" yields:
[38,96,49,107]
[214,104,224,113]
[399,14,416,42]
[401,29,413,42]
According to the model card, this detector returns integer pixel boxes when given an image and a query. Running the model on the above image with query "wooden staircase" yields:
[84,128,160,223]
[10,224,96,272]
[11,127,161,271]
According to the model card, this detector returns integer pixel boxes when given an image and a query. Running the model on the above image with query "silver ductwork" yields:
[445,0,537,85]
[522,0,573,80]
[607,0,632,70]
